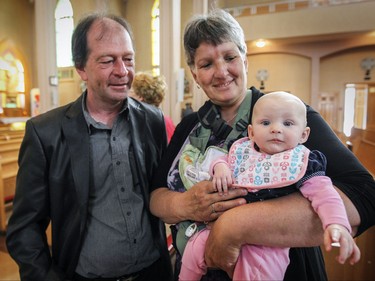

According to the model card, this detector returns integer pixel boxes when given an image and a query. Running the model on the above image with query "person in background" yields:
[6,13,172,281]
[178,91,360,281]
[130,71,175,143]
[149,8,375,281]
[181,102,194,119]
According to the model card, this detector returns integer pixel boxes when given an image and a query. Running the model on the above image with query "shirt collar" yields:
[82,91,129,132]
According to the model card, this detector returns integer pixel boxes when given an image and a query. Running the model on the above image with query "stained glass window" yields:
[151,0,160,76]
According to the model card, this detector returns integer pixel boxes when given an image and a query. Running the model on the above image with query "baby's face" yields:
[249,92,310,155]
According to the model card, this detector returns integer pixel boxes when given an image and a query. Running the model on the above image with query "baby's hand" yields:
[212,163,233,195]
[324,224,361,265]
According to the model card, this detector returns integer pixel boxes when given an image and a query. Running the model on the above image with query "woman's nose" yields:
[214,61,228,77]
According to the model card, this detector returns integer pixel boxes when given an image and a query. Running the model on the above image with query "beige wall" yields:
[71,0,124,21]
[247,53,311,103]
[236,1,375,40]
[180,0,194,78]
[58,68,82,107]
[125,0,154,72]
[320,47,375,94]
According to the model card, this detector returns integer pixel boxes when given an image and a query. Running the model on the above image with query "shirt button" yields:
[113,136,116,141]
[116,161,121,165]
[121,187,125,192]
[127,211,131,216]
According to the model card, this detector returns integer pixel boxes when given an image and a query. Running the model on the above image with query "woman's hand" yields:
[204,208,242,278]
[150,181,247,224]
[186,180,247,223]
[203,192,326,277]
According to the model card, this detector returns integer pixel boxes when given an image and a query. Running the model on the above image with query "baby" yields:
[179,91,360,281]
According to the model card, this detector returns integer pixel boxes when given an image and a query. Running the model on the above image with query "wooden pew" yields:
[0,130,25,141]
[0,144,22,160]
[0,131,23,233]
[0,129,53,243]
[354,139,375,177]
[0,156,19,233]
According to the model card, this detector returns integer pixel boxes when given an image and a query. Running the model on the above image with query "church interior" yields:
[0,0,374,280]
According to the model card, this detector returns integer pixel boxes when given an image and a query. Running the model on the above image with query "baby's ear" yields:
[300,127,311,144]
[247,124,254,139]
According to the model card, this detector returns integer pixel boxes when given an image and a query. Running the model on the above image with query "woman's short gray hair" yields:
[183,9,247,67]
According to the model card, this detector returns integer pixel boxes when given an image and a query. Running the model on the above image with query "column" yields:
[310,55,320,109]
[159,0,181,124]
[34,0,58,114]
[190,0,209,113]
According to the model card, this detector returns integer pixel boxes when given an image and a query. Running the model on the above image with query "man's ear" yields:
[76,67,88,82]
[300,127,311,144]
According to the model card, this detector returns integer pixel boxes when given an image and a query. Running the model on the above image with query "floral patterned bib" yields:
[228,138,310,190]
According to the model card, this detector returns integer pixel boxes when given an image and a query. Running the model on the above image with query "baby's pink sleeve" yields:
[300,176,352,233]
[209,155,229,177]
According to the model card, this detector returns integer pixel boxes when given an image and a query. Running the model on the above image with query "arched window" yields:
[0,49,25,110]
[151,0,160,76]
[55,0,74,67]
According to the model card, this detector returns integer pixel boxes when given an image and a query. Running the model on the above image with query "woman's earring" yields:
[197,84,201,89]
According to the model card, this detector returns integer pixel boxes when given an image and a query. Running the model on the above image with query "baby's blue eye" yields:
[284,121,293,126]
